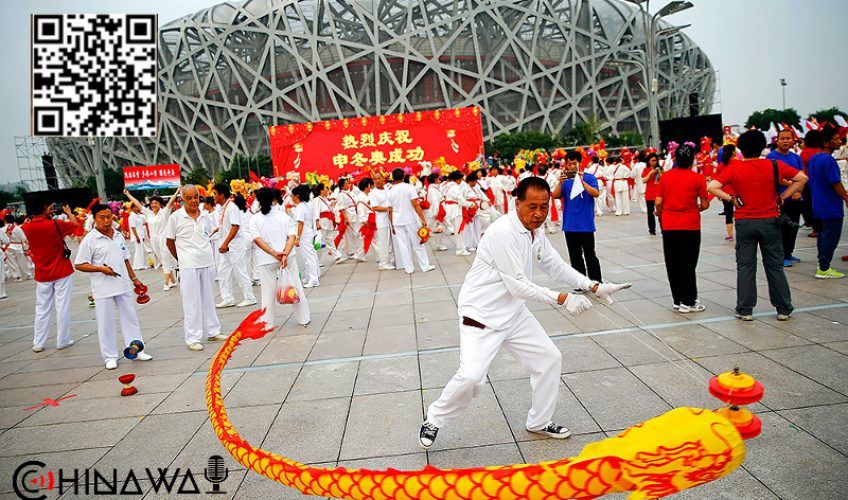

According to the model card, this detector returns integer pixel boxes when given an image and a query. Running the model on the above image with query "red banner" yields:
[123,164,181,190]
[270,107,484,178]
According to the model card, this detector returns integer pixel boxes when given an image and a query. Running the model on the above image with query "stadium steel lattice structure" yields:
[47,0,715,182]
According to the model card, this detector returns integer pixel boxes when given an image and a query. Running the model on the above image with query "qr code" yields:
[31,14,157,137]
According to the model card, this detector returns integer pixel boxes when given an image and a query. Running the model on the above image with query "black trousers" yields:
[646,200,657,234]
[780,198,802,259]
[801,185,821,232]
[662,230,701,306]
[564,232,602,282]
[722,199,735,225]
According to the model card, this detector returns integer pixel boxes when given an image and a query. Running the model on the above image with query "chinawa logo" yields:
[12,455,229,499]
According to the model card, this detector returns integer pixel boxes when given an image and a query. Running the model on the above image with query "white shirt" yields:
[457,212,592,330]
[219,200,246,251]
[249,209,297,267]
[163,208,215,269]
[293,202,316,235]
[368,188,390,228]
[74,229,133,299]
[143,207,171,239]
[335,189,359,223]
[128,212,147,240]
[386,182,420,226]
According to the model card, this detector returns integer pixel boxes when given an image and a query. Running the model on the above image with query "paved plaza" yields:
[1,204,847,500]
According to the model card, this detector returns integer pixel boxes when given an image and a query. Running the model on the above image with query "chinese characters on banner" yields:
[123,164,181,190]
[269,107,484,178]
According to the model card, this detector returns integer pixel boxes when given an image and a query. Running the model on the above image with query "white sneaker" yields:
[469,247,477,252]
[527,423,571,439]
[379,264,396,270]
[57,340,75,350]
[421,265,436,273]
[207,334,228,342]
[32,346,45,353]
[236,299,257,307]
[303,282,319,288]
[216,301,235,308]
[0,293,8,299]
[456,250,471,256]
[163,284,171,291]
[436,245,448,251]
[188,343,204,351]
[356,257,368,262]
[105,359,118,370]
[678,303,705,314]
[334,256,348,263]
[134,351,153,361]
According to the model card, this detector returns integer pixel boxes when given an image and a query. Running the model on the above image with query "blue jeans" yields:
[817,218,844,271]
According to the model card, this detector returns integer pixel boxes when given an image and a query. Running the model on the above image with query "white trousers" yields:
[595,185,606,215]
[0,252,6,297]
[375,226,392,265]
[392,224,430,273]
[258,261,310,328]
[427,307,562,431]
[463,217,481,249]
[153,235,177,273]
[340,222,366,259]
[179,266,221,344]
[131,237,148,269]
[218,250,255,303]
[6,249,30,280]
[318,229,342,259]
[636,191,647,213]
[94,292,143,362]
[33,275,74,349]
[298,231,320,285]
[614,188,631,215]
[447,215,466,253]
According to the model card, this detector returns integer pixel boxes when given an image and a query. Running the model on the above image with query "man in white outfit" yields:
[4,215,31,281]
[367,174,394,269]
[0,222,8,299]
[387,168,435,274]
[165,185,226,351]
[609,158,633,216]
[21,200,79,352]
[74,204,153,370]
[419,177,630,449]
[213,183,256,308]
[128,205,149,270]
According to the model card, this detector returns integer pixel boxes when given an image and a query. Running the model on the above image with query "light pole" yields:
[86,136,107,200]
[626,0,694,149]
[779,78,787,109]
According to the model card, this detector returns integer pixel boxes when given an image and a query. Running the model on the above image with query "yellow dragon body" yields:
[206,311,747,499]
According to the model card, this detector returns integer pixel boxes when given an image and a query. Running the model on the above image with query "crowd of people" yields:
[2,126,846,381]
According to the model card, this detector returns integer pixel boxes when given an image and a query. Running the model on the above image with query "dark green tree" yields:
[809,107,847,126]
[183,165,211,187]
[745,108,801,129]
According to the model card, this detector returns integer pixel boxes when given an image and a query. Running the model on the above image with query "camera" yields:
[565,170,577,179]
[63,247,72,259]
[776,213,801,229]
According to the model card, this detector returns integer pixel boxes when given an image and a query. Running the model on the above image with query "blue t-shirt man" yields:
[560,173,599,232]
[807,152,844,219]
[766,150,803,194]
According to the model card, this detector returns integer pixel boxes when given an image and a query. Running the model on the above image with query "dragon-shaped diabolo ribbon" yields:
[207,311,759,499]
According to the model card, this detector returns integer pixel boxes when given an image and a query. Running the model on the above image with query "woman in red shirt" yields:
[655,144,710,313]
[714,145,738,241]
[641,153,663,235]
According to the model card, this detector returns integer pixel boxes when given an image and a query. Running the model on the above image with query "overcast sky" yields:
[2,0,846,184]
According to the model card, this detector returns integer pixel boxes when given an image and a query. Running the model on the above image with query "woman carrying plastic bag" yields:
[248,188,311,329]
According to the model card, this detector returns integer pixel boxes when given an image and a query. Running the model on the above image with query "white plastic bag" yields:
[275,265,301,304]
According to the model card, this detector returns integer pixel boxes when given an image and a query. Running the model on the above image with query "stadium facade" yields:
[50,0,715,182]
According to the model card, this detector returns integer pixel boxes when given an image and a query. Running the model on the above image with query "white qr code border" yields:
[31,14,158,138]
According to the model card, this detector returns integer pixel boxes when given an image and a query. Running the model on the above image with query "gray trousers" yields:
[734,218,793,316]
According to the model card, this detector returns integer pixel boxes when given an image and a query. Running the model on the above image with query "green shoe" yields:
[815,268,845,279]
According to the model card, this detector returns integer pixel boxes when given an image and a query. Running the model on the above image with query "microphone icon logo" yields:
[204,455,228,494]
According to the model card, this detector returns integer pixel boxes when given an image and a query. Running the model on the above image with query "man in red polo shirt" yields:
[707,130,808,322]
[21,197,79,352]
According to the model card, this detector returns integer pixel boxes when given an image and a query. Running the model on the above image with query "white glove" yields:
[594,282,632,305]
[563,293,593,316]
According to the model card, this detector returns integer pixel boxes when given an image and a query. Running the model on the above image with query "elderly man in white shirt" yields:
[418,177,629,449]
[165,185,226,351]
[387,168,435,274]
[74,203,153,370]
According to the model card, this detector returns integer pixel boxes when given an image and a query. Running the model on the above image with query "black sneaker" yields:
[527,423,571,439]
[419,421,439,449]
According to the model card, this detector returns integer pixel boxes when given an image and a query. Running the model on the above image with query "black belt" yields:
[462,316,486,329]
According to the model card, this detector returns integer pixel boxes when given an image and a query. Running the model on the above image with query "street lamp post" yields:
[627,0,694,149]
[86,136,107,200]
[780,78,787,109]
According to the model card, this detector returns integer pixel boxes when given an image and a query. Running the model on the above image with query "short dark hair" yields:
[675,144,696,168]
[567,150,582,162]
[737,130,766,158]
[214,183,230,197]
[777,128,794,139]
[819,124,839,144]
[514,176,550,201]
[448,170,464,181]
[358,178,374,191]
[804,129,822,148]
[466,172,478,183]
[391,168,404,181]
[150,196,165,206]
[90,203,111,216]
